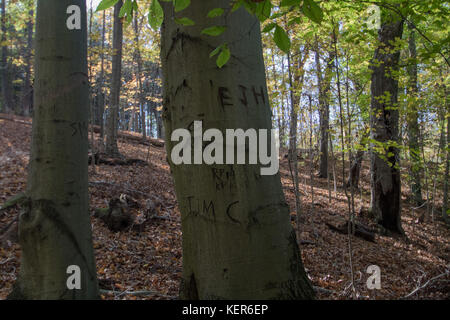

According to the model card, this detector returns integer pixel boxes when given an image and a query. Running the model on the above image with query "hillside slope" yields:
[0,116,448,299]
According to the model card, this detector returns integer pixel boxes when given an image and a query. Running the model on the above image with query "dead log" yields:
[0,113,32,126]
[326,221,376,243]
[93,195,168,232]
[91,125,164,147]
[0,114,164,147]
[89,154,147,166]
[98,157,147,166]
[94,197,133,232]
[88,152,147,166]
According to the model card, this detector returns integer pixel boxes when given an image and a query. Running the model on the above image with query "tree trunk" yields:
[0,0,12,113]
[369,10,404,234]
[347,150,364,189]
[316,47,334,179]
[443,85,449,223]
[98,10,106,139]
[287,52,301,230]
[9,0,99,299]
[21,6,33,117]
[134,15,146,140]
[154,106,163,139]
[406,24,423,206]
[160,0,314,299]
[105,0,123,156]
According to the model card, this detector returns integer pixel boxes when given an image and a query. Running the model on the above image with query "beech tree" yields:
[160,0,314,299]
[9,0,99,299]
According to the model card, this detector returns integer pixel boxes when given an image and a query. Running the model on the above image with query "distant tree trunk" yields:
[161,0,314,299]
[280,56,287,147]
[0,0,12,113]
[369,10,404,234]
[98,10,106,139]
[287,52,301,229]
[287,47,309,232]
[154,107,163,139]
[406,24,423,206]
[132,106,138,132]
[134,16,146,140]
[105,0,123,156]
[21,7,33,117]
[315,43,334,179]
[347,150,364,189]
[443,86,449,223]
[9,0,98,299]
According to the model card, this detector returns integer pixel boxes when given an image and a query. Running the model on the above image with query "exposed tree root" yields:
[0,193,26,213]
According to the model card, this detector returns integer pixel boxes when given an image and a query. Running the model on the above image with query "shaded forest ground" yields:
[0,117,448,300]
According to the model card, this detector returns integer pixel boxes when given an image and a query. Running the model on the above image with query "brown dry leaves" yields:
[0,118,448,300]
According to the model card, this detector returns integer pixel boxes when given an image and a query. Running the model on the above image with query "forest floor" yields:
[0,116,449,300]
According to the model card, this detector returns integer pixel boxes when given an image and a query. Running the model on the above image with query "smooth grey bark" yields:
[105,0,123,156]
[161,0,314,299]
[9,0,99,299]
[406,25,423,206]
[369,9,404,234]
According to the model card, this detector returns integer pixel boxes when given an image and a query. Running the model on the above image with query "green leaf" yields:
[201,26,226,36]
[288,16,301,26]
[242,0,257,15]
[174,17,195,26]
[96,0,119,12]
[280,0,301,7]
[231,0,244,12]
[302,0,323,24]
[207,8,225,18]
[119,0,132,18]
[148,0,164,31]
[273,25,291,53]
[210,44,224,58]
[174,0,190,12]
[255,0,272,22]
[217,45,230,68]
[262,22,276,33]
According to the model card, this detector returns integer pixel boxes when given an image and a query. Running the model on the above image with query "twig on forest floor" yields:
[403,269,449,299]
[0,257,13,265]
[99,288,176,299]
[0,216,18,236]
[313,286,336,295]
[411,201,428,211]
